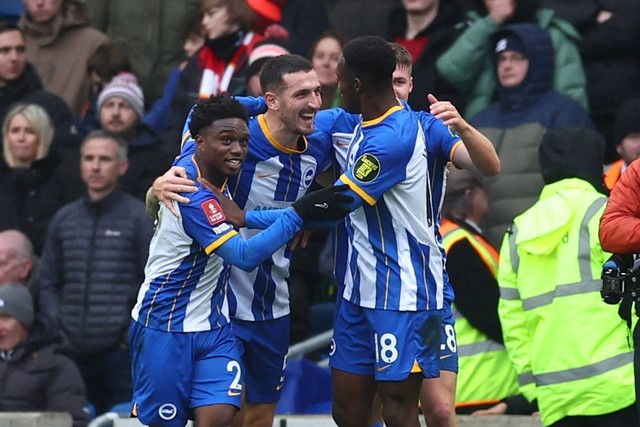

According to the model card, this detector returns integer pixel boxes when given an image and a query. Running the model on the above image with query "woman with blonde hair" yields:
[0,104,81,254]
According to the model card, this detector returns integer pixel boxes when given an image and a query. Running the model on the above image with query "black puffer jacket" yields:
[37,188,153,359]
[0,315,90,427]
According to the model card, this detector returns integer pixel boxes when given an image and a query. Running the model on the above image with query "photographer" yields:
[600,158,640,418]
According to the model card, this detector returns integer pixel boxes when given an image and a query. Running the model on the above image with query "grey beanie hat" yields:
[97,72,145,119]
[0,283,34,328]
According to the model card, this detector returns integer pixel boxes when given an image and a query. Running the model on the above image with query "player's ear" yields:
[354,77,363,94]
[264,91,278,110]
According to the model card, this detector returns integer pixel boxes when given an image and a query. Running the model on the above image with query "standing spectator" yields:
[497,126,638,426]
[439,168,521,414]
[37,130,154,415]
[85,0,201,105]
[0,230,33,286]
[244,35,290,96]
[18,0,109,115]
[437,0,588,118]
[0,283,89,427]
[386,0,466,112]
[0,104,83,255]
[0,21,78,154]
[163,0,264,156]
[309,30,345,110]
[603,97,640,191]
[538,0,640,161]
[470,23,593,247]
[97,73,173,201]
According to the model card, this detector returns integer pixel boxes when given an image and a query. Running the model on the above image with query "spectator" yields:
[37,130,154,415]
[0,283,89,427]
[386,0,466,111]
[0,21,78,154]
[78,43,133,135]
[0,104,83,255]
[327,0,400,40]
[538,0,640,161]
[163,0,264,156]
[97,73,173,201]
[0,230,33,286]
[603,97,640,191]
[279,0,330,58]
[85,0,201,104]
[469,23,594,247]
[497,126,638,426]
[436,0,588,118]
[18,0,109,115]
[309,30,345,110]
[245,35,290,96]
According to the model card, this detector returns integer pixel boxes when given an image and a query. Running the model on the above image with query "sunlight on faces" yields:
[618,132,640,165]
[497,51,529,88]
[0,30,26,86]
[312,36,342,88]
[6,114,39,168]
[80,137,128,196]
[24,0,63,23]
[0,314,28,351]
[195,118,249,185]
[272,70,322,135]
[99,97,139,134]
[392,65,413,102]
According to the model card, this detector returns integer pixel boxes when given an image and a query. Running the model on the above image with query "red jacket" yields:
[599,160,640,253]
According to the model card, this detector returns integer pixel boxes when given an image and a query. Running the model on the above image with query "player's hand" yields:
[154,166,196,217]
[428,94,468,137]
[292,185,353,222]
[198,178,246,228]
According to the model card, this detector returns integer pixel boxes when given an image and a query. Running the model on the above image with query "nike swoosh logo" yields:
[256,172,277,179]
[276,383,284,391]
[228,390,242,396]
[336,141,350,147]
[440,354,453,360]
[315,203,329,209]
[377,364,392,372]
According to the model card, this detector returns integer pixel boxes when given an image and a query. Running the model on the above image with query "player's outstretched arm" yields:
[428,93,500,176]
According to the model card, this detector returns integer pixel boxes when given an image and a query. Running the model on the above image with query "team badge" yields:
[200,199,226,226]
[448,125,459,138]
[353,153,380,183]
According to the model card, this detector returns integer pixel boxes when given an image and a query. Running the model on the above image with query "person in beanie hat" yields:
[0,282,90,426]
[97,72,172,201]
[604,97,640,190]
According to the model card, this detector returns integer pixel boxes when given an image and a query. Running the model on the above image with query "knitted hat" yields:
[247,38,290,78]
[494,33,527,57]
[445,167,483,199]
[614,97,640,145]
[97,72,145,118]
[0,283,34,329]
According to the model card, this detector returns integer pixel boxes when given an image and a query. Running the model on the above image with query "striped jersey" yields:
[179,110,339,321]
[131,154,237,332]
[338,105,452,311]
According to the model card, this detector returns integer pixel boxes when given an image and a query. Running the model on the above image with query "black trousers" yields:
[550,404,640,427]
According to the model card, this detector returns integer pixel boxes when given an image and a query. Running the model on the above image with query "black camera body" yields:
[601,257,640,305]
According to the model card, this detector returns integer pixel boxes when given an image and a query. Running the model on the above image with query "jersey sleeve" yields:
[176,105,197,161]
[340,127,413,205]
[414,110,461,163]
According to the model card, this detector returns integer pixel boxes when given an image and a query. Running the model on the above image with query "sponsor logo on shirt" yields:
[212,223,232,235]
[200,199,226,226]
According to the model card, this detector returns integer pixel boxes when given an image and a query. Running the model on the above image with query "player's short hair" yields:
[342,36,395,87]
[389,42,413,74]
[188,94,249,137]
[259,54,314,94]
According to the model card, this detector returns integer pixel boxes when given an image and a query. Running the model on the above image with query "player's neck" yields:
[360,92,400,122]
[263,111,300,149]
[194,156,226,189]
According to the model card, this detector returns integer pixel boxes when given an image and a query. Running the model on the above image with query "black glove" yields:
[292,185,354,222]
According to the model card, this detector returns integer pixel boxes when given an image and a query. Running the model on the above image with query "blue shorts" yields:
[129,320,243,427]
[438,304,458,373]
[232,315,290,404]
[329,300,441,381]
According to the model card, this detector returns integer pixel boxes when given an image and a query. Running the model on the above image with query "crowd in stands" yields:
[1,0,640,426]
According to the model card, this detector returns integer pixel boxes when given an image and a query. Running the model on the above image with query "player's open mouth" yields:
[300,112,315,122]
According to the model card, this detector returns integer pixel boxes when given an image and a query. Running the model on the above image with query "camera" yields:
[601,255,640,305]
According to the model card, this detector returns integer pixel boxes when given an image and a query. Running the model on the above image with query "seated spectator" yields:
[37,130,154,415]
[163,0,263,156]
[18,0,109,115]
[0,21,79,154]
[604,97,640,191]
[436,0,588,118]
[309,30,346,110]
[470,23,594,247]
[97,73,173,201]
[0,283,89,427]
[0,104,83,255]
